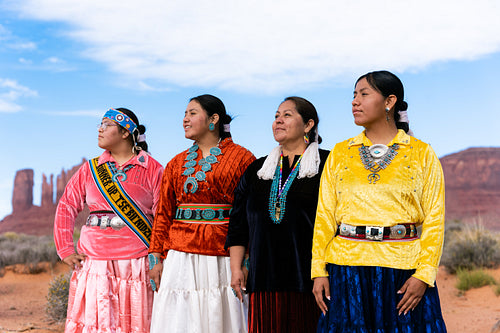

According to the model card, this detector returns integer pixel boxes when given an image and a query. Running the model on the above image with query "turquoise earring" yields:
[209,123,215,131]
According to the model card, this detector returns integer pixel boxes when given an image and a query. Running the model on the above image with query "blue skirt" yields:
[317,265,447,333]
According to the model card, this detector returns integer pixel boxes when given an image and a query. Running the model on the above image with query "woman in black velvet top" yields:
[225,96,329,333]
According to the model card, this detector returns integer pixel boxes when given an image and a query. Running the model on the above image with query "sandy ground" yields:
[0,264,499,333]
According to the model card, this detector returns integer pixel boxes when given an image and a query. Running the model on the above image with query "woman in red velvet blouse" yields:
[148,94,255,333]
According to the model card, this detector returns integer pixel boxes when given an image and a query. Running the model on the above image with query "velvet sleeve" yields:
[412,143,446,286]
[311,146,339,279]
[149,160,176,256]
[225,161,256,249]
[54,163,88,259]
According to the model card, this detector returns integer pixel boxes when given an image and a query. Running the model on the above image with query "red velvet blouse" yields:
[150,138,255,257]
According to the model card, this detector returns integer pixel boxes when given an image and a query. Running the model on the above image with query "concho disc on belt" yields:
[110,216,125,230]
[88,215,99,226]
[390,225,406,239]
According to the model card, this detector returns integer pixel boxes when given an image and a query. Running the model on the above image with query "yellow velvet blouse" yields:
[311,130,445,286]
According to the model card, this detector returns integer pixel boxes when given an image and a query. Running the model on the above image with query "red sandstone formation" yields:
[11,169,34,213]
[440,147,500,230]
[0,159,88,235]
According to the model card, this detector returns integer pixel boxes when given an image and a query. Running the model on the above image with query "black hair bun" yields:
[138,124,146,135]
[398,101,408,112]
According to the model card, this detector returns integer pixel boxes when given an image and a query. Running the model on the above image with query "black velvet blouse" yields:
[225,149,329,293]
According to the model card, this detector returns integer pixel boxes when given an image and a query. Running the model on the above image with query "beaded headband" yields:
[103,109,137,135]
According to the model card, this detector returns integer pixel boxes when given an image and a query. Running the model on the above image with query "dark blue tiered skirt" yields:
[317,265,447,333]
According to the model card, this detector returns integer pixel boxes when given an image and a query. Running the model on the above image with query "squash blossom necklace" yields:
[182,142,222,193]
[359,143,399,184]
[268,150,304,224]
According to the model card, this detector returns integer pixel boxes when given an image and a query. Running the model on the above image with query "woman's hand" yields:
[62,253,87,269]
[148,253,163,292]
[397,276,428,315]
[312,276,330,315]
[230,267,247,302]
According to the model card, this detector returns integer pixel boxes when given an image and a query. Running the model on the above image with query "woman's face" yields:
[97,118,128,150]
[183,100,212,141]
[272,100,308,147]
[352,78,388,128]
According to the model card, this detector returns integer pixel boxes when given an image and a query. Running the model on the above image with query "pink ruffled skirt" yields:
[65,256,153,333]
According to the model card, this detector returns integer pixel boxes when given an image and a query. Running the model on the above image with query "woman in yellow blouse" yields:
[312,70,447,332]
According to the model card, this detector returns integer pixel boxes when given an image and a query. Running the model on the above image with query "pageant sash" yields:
[89,157,151,247]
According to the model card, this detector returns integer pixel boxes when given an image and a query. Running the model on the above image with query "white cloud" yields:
[6,0,500,93]
[18,57,33,65]
[0,78,38,112]
[9,41,37,50]
[44,56,63,64]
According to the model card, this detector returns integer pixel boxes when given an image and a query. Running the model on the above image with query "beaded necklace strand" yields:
[268,150,304,224]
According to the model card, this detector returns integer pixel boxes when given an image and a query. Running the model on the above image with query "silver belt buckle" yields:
[100,216,110,229]
[366,226,383,241]
[339,223,357,237]
[390,225,406,239]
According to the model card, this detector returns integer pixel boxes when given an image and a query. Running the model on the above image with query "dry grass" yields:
[441,222,500,274]
[0,232,59,271]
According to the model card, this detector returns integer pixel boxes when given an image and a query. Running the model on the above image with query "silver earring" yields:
[385,107,390,121]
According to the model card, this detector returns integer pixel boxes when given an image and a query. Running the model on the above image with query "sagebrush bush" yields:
[46,273,70,322]
[0,232,59,270]
[455,269,497,291]
[441,223,500,273]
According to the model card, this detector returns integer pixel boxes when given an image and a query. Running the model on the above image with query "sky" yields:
[1,0,500,220]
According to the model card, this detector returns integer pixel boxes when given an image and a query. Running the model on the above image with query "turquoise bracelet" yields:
[242,257,250,270]
[148,253,159,270]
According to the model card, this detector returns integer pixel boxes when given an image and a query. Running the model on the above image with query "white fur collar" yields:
[257,142,320,180]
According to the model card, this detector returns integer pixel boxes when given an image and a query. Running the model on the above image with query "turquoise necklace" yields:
[268,151,304,224]
[183,143,222,193]
[108,162,135,182]
[359,143,399,184]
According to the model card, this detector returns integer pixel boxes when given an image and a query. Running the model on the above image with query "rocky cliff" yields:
[440,147,500,230]
[0,159,88,235]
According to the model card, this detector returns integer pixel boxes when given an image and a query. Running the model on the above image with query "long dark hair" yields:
[115,107,149,152]
[283,96,322,144]
[190,94,232,139]
[356,70,409,133]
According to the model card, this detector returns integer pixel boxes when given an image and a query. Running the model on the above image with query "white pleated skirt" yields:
[150,250,248,333]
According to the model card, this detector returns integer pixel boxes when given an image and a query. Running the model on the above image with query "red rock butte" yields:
[0,158,89,235]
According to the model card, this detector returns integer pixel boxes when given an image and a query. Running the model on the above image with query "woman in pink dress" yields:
[54,108,163,333]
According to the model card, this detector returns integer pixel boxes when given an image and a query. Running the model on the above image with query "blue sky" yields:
[1,0,500,219]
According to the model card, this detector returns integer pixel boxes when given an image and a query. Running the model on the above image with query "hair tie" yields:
[138,134,146,143]
[398,111,409,123]
[223,124,230,133]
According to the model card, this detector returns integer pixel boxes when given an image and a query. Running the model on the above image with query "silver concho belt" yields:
[86,214,126,230]
[338,222,418,241]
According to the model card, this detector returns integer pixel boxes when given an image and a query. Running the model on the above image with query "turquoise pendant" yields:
[112,170,127,182]
[183,176,198,193]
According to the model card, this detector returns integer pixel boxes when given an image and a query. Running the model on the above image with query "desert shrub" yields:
[0,233,59,271]
[455,269,497,291]
[46,273,70,322]
[441,224,500,274]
